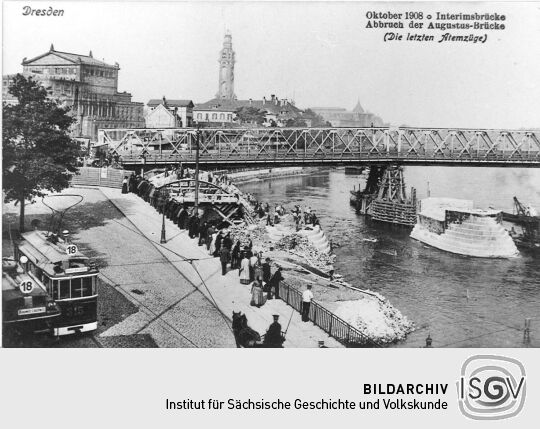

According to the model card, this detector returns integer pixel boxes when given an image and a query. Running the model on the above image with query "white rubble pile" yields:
[334,296,414,344]
[228,223,270,251]
[275,233,336,272]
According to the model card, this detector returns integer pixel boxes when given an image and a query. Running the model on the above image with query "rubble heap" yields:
[275,234,335,272]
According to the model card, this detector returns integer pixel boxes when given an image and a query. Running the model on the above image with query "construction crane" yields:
[505,197,540,251]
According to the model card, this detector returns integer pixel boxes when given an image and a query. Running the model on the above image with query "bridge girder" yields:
[98,127,540,167]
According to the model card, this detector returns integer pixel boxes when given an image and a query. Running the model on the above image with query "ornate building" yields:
[310,100,386,127]
[2,45,144,141]
[216,32,236,100]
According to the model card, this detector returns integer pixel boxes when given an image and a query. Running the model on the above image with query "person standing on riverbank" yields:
[239,254,250,285]
[220,245,231,276]
[206,224,215,250]
[302,284,314,322]
[269,267,284,300]
[262,258,272,284]
[231,240,241,269]
[250,278,265,307]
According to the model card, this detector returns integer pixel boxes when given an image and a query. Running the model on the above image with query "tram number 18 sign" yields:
[19,280,34,295]
[66,244,78,255]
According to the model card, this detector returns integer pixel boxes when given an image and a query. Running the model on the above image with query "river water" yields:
[238,167,540,348]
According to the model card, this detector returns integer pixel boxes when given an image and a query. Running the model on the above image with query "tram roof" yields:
[19,231,88,268]
[2,270,47,300]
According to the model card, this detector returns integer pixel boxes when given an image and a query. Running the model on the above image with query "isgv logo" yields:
[457,355,526,420]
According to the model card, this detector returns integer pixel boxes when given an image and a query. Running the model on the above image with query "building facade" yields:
[2,45,144,141]
[145,98,194,128]
[193,95,303,127]
[310,101,386,127]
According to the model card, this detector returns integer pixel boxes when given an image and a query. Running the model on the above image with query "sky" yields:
[3,1,540,128]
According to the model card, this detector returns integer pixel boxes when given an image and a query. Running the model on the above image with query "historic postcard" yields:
[2,0,539,351]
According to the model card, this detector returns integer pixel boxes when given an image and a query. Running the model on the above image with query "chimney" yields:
[271,94,275,101]
[274,97,279,105]
[89,50,93,58]
[50,43,55,52]
[249,98,252,106]
[263,97,266,105]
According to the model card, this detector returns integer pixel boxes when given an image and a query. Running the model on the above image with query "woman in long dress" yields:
[250,279,264,307]
[253,254,264,281]
[121,176,128,194]
[249,253,258,281]
[239,255,251,285]
[209,232,218,256]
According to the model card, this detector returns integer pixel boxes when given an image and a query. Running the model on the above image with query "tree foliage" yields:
[235,106,266,125]
[285,117,307,127]
[3,74,83,231]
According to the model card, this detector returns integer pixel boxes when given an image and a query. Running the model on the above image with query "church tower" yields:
[216,32,236,100]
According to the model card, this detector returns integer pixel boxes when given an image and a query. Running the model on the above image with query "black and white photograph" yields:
[2,0,539,352]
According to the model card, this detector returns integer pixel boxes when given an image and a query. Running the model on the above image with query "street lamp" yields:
[160,188,168,244]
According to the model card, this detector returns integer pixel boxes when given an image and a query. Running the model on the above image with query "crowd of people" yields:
[122,169,317,347]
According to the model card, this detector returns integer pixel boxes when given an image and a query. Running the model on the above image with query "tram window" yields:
[71,278,83,298]
[81,277,94,296]
[58,279,71,299]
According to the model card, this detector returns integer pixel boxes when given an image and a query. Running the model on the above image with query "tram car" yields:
[15,230,99,336]
[2,258,60,342]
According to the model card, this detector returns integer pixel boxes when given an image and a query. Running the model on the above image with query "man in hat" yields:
[263,315,284,348]
[220,245,231,276]
[301,284,314,322]
[269,266,284,300]
[223,231,233,251]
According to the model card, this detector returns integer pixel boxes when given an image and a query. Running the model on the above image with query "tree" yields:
[235,106,266,125]
[3,74,83,232]
[285,117,307,127]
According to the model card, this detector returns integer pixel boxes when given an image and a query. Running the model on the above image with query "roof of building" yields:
[310,107,348,112]
[23,46,116,68]
[352,99,365,114]
[194,98,302,115]
[147,99,194,108]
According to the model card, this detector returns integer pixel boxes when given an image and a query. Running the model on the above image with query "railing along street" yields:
[279,281,382,348]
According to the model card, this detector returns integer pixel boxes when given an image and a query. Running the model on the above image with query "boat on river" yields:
[410,198,519,258]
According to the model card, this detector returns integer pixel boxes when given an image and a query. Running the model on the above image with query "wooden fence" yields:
[70,167,133,188]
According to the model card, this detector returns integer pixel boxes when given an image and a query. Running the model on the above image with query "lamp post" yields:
[194,123,201,215]
[160,188,167,244]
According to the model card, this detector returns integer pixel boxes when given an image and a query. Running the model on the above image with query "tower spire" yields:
[216,32,236,100]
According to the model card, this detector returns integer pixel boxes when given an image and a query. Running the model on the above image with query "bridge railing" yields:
[278,281,381,348]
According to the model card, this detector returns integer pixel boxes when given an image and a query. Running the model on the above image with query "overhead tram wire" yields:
[108,218,235,335]
[97,189,235,334]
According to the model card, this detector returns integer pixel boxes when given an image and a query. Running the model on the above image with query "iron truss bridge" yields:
[98,127,540,167]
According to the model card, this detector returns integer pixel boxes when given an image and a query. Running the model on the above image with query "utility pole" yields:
[194,124,201,215]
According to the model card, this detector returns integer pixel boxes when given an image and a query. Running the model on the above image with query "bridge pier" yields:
[351,165,417,227]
